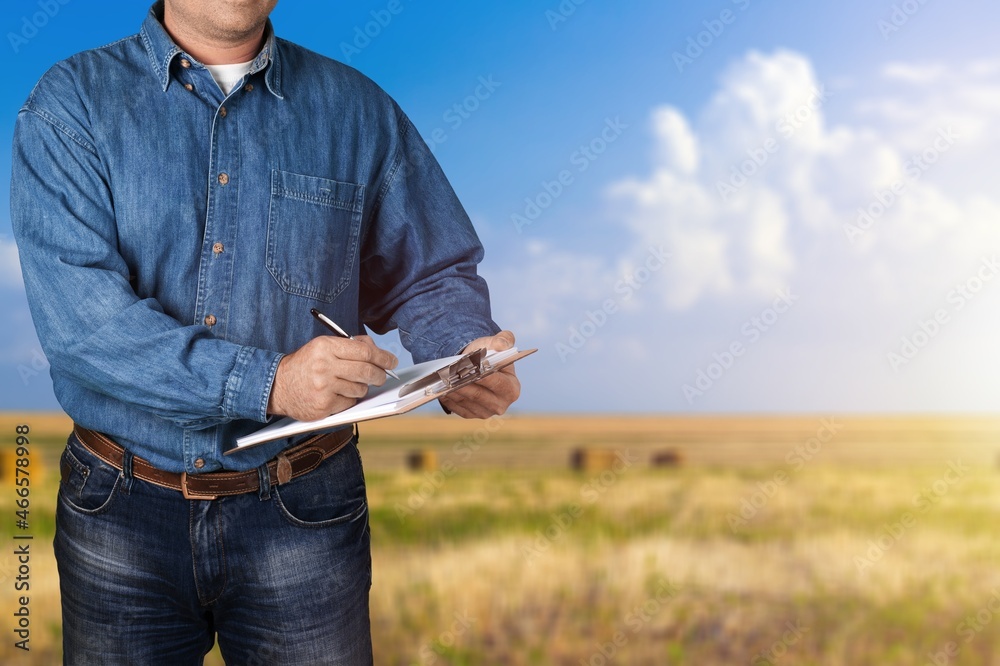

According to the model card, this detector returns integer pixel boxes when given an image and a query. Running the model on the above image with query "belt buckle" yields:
[180,472,218,501]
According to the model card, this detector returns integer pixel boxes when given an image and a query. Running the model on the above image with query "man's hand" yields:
[439,330,521,419]
[267,335,398,422]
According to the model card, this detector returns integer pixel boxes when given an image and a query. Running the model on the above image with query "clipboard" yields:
[231,346,536,451]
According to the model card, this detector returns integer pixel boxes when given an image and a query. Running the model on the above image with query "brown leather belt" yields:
[72,424,355,501]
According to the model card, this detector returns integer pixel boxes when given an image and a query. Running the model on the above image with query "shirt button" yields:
[217,173,229,186]
[183,83,194,91]
[219,106,227,118]
[204,314,217,327]
[180,58,191,68]
[244,83,254,92]
[194,458,205,469]
[212,242,224,255]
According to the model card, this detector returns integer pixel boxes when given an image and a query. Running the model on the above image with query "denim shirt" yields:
[10,4,500,473]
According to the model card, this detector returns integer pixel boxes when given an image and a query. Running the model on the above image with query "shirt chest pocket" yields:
[266,170,364,303]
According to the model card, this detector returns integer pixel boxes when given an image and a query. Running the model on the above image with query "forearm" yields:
[45,297,282,428]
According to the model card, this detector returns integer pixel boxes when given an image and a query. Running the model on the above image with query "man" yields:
[11,1,520,663]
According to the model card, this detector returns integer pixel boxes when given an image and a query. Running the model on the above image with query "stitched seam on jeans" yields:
[200,505,228,606]
[189,502,207,604]
[272,491,367,529]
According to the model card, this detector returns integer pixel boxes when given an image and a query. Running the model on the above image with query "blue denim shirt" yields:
[10,4,500,473]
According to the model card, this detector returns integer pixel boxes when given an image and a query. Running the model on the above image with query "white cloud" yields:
[860,59,1000,158]
[651,107,698,175]
[607,49,1000,314]
[882,62,948,84]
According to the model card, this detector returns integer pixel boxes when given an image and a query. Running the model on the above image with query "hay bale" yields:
[570,448,617,472]
[650,449,684,467]
[406,448,438,471]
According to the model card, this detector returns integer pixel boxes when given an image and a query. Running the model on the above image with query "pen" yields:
[310,308,400,380]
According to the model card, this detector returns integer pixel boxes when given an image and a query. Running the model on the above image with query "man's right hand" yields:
[267,336,398,421]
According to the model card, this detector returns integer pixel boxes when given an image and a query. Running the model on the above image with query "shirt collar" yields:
[139,1,283,99]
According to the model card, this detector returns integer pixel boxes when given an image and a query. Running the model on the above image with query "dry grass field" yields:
[1,413,1000,664]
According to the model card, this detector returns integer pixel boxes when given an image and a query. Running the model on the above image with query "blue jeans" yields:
[54,431,373,665]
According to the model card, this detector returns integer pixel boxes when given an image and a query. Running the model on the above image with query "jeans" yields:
[54,431,373,665]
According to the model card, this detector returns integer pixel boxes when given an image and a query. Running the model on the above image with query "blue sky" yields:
[2,0,999,413]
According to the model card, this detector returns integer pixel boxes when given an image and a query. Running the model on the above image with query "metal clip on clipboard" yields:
[397,348,491,399]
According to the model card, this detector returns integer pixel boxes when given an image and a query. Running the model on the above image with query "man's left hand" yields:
[439,330,521,419]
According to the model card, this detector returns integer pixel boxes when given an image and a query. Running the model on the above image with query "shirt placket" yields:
[182,57,243,471]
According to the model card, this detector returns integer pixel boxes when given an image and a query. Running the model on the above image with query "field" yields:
[2,413,1000,664]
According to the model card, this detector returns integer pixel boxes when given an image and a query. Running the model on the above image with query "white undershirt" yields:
[204,60,254,95]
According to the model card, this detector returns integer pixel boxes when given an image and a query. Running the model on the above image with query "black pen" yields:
[310,308,400,380]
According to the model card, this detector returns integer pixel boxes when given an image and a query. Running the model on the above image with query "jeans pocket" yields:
[265,169,364,303]
[58,434,121,515]
[272,440,368,528]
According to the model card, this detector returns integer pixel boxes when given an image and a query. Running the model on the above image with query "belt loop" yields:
[120,449,135,495]
[257,463,271,501]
